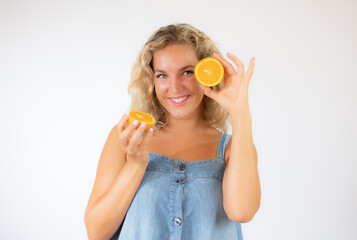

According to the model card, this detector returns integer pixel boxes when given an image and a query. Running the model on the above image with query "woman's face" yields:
[152,44,204,121]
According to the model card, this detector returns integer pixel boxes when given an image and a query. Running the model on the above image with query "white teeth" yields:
[171,96,188,103]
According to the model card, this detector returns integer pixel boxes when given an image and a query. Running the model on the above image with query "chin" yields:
[167,105,202,121]
[167,109,190,120]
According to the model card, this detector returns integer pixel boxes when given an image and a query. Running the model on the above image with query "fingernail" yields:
[199,84,204,89]
[125,110,130,116]
[149,128,153,133]
[140,122,146,128]
[133,120,139,126]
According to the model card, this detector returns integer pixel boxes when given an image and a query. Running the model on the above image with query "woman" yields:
[84,23,261,240]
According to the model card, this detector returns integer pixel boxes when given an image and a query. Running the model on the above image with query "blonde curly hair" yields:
[128,23,230,132]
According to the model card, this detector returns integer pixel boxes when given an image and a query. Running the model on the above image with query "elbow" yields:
[86,232,97,240]
[224,203,259,223]
[224,196,261,223]
[84,215,103,240]
[85,227,105,240]
[84,218,95,240]
[84,213,118,240]
[227,211,255,223]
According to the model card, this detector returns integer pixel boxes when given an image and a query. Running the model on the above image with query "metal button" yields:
[177,177,186,184]
[178,163,186,171]
[173,216,182,226]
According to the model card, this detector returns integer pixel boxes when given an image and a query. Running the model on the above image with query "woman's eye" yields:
[156,74,167,78]
[183,71,194,76]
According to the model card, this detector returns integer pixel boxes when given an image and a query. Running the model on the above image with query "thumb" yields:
[199,84,218,101]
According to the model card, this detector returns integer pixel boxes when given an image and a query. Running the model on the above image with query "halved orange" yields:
[128,110,155,131]
[194,57,224,87]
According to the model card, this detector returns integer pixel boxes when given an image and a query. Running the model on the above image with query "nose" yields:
[169,75,183,93]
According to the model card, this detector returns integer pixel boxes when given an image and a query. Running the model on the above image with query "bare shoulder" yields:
[98,123,126,172]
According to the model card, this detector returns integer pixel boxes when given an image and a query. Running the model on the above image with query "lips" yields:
[170,95,189,103]
[169,95,189,106]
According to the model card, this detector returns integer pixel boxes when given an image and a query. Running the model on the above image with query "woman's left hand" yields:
[200,52,255,115]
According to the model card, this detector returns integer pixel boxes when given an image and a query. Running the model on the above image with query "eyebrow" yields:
[154,65,195,73]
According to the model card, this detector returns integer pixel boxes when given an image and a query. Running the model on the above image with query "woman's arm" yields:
[85,155,147,240]
[199,52,261,222]
[222,111,261,223]
[84,114,153,240]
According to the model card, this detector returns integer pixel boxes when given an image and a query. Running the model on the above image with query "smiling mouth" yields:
[170,95,189,103]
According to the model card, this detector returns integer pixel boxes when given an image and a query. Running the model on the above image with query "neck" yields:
[164,107,208,137]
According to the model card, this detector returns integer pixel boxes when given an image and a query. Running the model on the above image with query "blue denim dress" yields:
[110,133,244,240]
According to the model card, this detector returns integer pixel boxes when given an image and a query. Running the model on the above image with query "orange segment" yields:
[128,110,155,131]
[194,57,224,87]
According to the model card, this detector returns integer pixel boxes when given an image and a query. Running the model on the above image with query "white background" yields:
[1,0,356,239]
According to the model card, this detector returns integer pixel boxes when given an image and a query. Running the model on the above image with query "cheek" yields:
[188,78,201,90]
[189,78,205,98]
[154,81,168,98]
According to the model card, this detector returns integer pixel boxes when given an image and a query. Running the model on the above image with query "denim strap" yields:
[217,133,232,160]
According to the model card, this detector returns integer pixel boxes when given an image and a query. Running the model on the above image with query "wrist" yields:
[229,110,252,120]
[126,155,149,170]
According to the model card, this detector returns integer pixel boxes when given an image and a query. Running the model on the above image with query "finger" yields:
[140,127,154,149]
[120,119,140,144]
[244,57,255,85]
[199,84,219,102]
[128,129,136,140]
[226,53,244,77]
[129,122,147,146]
[117,112,130,133]
[212,52,236,76]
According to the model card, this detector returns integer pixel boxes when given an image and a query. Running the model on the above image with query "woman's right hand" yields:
[116,112,154,168]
